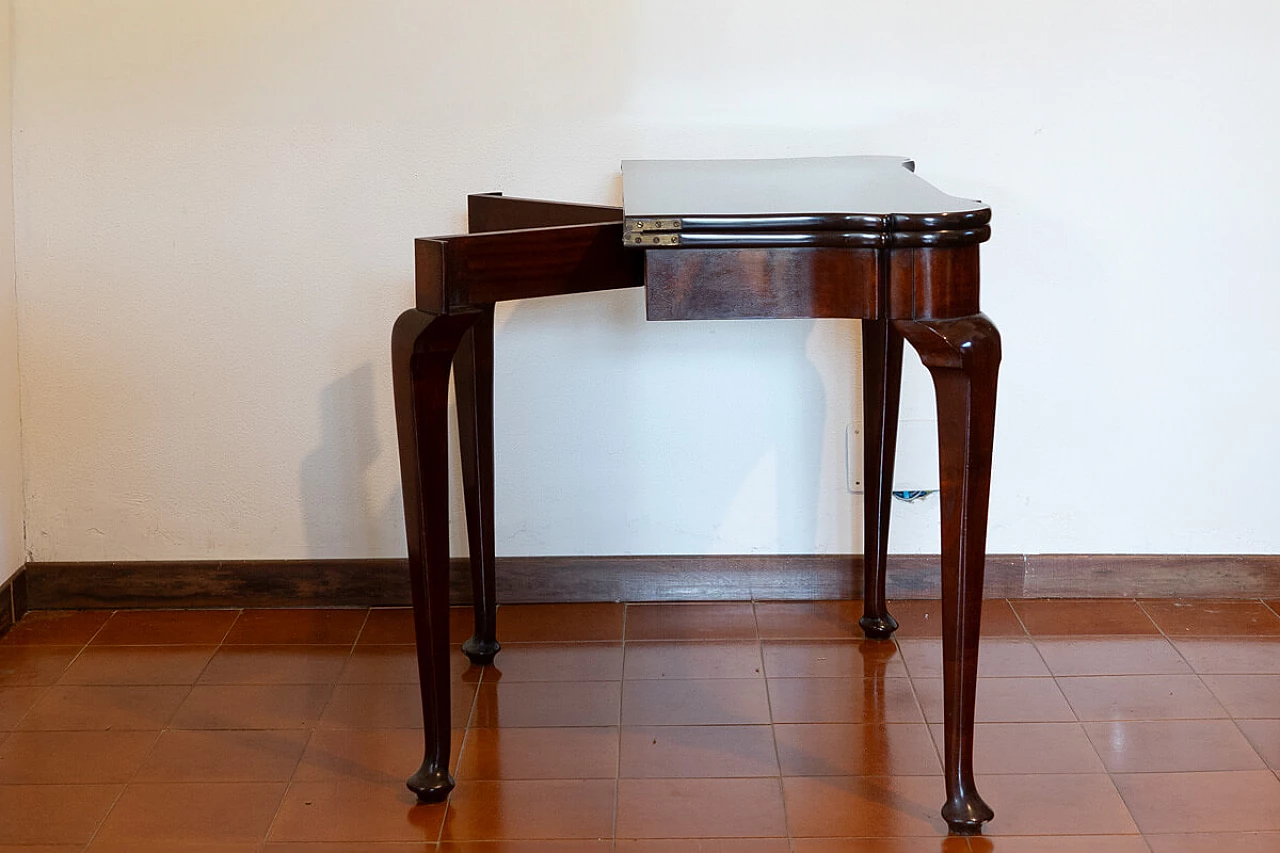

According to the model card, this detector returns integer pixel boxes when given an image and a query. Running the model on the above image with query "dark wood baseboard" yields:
[0,565,27,635]
[1022,554,1280,598]
[21,554,1280,610]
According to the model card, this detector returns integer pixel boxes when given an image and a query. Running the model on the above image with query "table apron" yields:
[645,245,980,322]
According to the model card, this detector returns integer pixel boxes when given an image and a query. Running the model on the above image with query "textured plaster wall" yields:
[11,1,1280,564]
[0,0,22,585]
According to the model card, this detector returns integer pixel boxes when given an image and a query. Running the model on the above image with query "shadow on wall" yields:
[299,362,400,558]
[492,287,832,555]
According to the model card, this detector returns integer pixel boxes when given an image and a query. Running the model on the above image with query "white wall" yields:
[11,0,1280,564]
[0,0,22,585]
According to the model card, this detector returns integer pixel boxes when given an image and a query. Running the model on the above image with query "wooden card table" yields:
[391,156,1000,834]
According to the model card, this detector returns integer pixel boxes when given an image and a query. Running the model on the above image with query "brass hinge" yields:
[624,217,682,233]
[624,232,680,247]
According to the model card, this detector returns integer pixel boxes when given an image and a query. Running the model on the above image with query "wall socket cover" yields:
[846,419,940,494]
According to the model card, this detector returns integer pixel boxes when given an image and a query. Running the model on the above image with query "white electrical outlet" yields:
[846,419,940,494]
[846,422,863,493]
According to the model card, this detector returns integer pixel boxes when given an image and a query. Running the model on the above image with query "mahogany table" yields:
[391,156,1000,834]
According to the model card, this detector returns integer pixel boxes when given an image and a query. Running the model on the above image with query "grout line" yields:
[14,600,1280,848]
[208,608,243,647]
[1142,602,1233,717]
[38,616,130,852]
[78,781,130,852]
[1139,600,1279,780]
[5,610,122,746]
[220,608,289,848]
[1014,604,1061,682]
[1131,599,1166,636]
[753,600,794,848]
[1004,596,1033,637]
[81,608,113,647]
[1101,603,1269,842]
[897,633,946,774]
[612,601,629,845]
[348,606,374,647]
[255,737,307,850]
[255,607,352,848]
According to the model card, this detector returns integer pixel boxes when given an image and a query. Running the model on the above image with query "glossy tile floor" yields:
[2,599,1280,851]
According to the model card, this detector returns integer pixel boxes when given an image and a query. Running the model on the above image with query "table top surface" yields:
[621,155,986,220]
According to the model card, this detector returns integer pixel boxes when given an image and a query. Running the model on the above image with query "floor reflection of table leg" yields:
[897,313,1000,834]
[859,318,904,640]
[454,305,500,665]
[392,307,478,803]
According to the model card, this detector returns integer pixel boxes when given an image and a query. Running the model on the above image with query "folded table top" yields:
[621,156,990,249]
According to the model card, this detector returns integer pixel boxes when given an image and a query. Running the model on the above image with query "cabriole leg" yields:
[896,313,1000,835]
[454,305,500,665]
[391,308,479,803]
[859,318,904,640]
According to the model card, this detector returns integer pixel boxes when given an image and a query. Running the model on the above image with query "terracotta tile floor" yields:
[1,599,1280,850]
